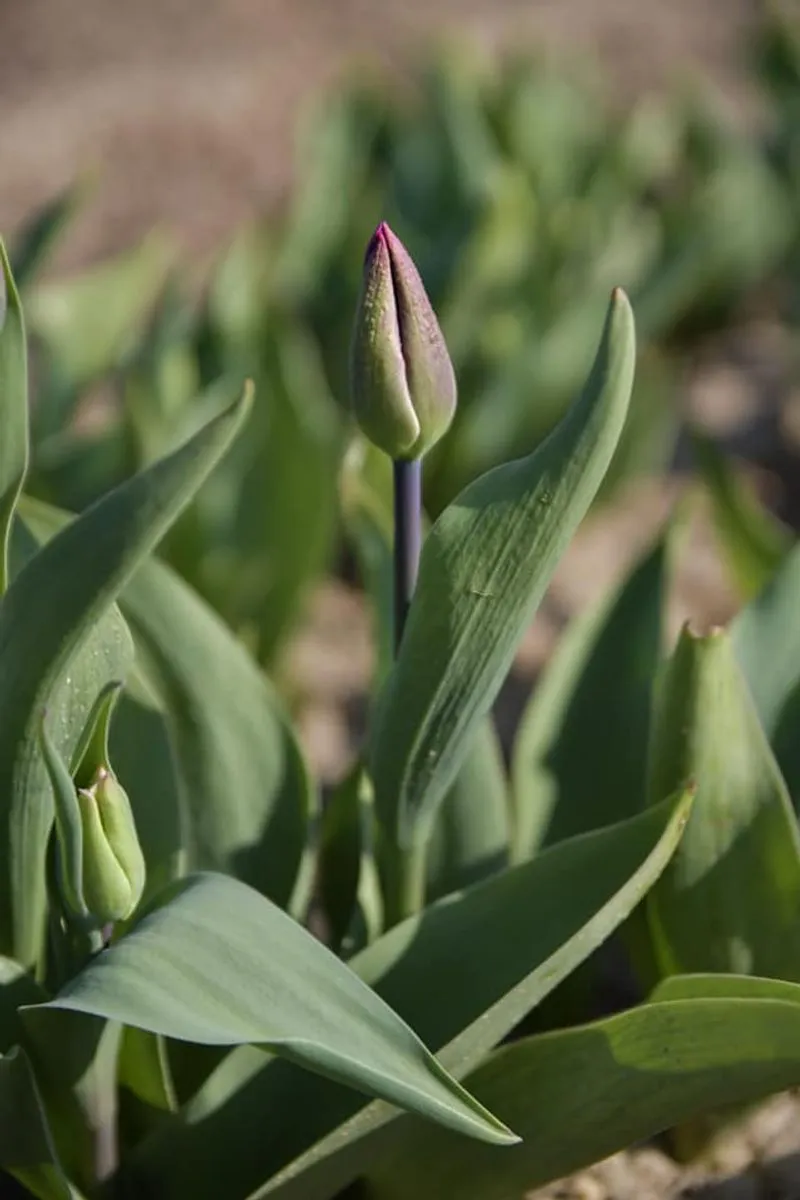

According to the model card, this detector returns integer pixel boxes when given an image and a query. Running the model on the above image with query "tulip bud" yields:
[72,765,146,925]
[40,689,146,931]
[350,222,457,460]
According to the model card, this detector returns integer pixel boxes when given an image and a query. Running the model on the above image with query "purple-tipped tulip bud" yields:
[350,222,457,460]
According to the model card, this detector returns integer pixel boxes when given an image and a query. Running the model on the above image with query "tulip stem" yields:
[393,457,422,654]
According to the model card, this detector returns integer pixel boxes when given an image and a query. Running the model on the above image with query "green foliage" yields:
[4,7,800,1197]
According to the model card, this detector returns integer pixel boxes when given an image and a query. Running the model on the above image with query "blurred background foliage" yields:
[9,6,800,676]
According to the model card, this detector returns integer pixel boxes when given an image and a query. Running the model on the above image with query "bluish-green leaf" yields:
[0,388,250,965]
[646,624,800,979]
[365,985,800,1199]
[123,794,688,1200]
[33,872,515,1148]
[512,534,666,858]
[370,290,635,868]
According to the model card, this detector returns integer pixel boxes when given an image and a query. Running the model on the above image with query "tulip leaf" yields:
[646,624,800,979]
[370,290,635,868]
[0,1046,75,1200]
[32,872,515,1148]
[318,764,383,956]
[0,388,250,966]
[426,719,510,901]
[512,535,666,858]
[0,240,29,595]
[122,793,688,1200]
[365,986,800,1199]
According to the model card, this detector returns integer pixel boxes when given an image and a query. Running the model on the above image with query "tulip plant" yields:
[4,215,800,1200]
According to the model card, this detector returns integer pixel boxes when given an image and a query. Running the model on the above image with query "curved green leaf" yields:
[33,872,515,1148]
[21,485,315,916]
[0,389,250,965]
[124,793,689,1200]
[118,557,316,912]
[366,989,800,1199]
[0,240,29,594]
[370,290,635,864]
[646,624,800,979]
[512,534,666,858]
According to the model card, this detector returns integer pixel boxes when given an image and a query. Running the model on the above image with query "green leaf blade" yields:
[371,289,635,851]
[33,872,515,1148]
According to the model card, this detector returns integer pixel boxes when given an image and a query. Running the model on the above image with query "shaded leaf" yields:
[646,624,800,979]
[365,985,800,1199]
[0,1046,76,1200]
[512,534,666,858]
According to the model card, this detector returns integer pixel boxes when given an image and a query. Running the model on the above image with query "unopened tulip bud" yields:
[73,766,146,925]
[350,222,457,460]
[40,695,146,931]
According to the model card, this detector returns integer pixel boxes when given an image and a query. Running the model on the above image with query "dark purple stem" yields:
[393,457,422,654]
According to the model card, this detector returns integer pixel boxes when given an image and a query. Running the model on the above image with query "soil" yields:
[3,3,800,1198]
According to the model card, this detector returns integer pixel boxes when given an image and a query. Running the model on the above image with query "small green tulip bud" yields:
[40,689,147,932]
[73,765,146,925]
[350,222,457,460]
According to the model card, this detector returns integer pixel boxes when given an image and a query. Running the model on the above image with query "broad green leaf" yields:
[692,429,791,601]
[33,872,515,1147]
[0,240,29,594]
[25,232,174,388]
[6,514,134,973]
[318,764,383,956]
[0,389,250,965]
[124,794,689,1200]
[512,535,666,858]
[733,538,800,737]
[365,988,800,1199]
[426,719,510,901]
[21,488,316,915]
[0,1046,76,1200]
[118,556,317,912]
[646,624,800,978]
[370,290,635,874]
